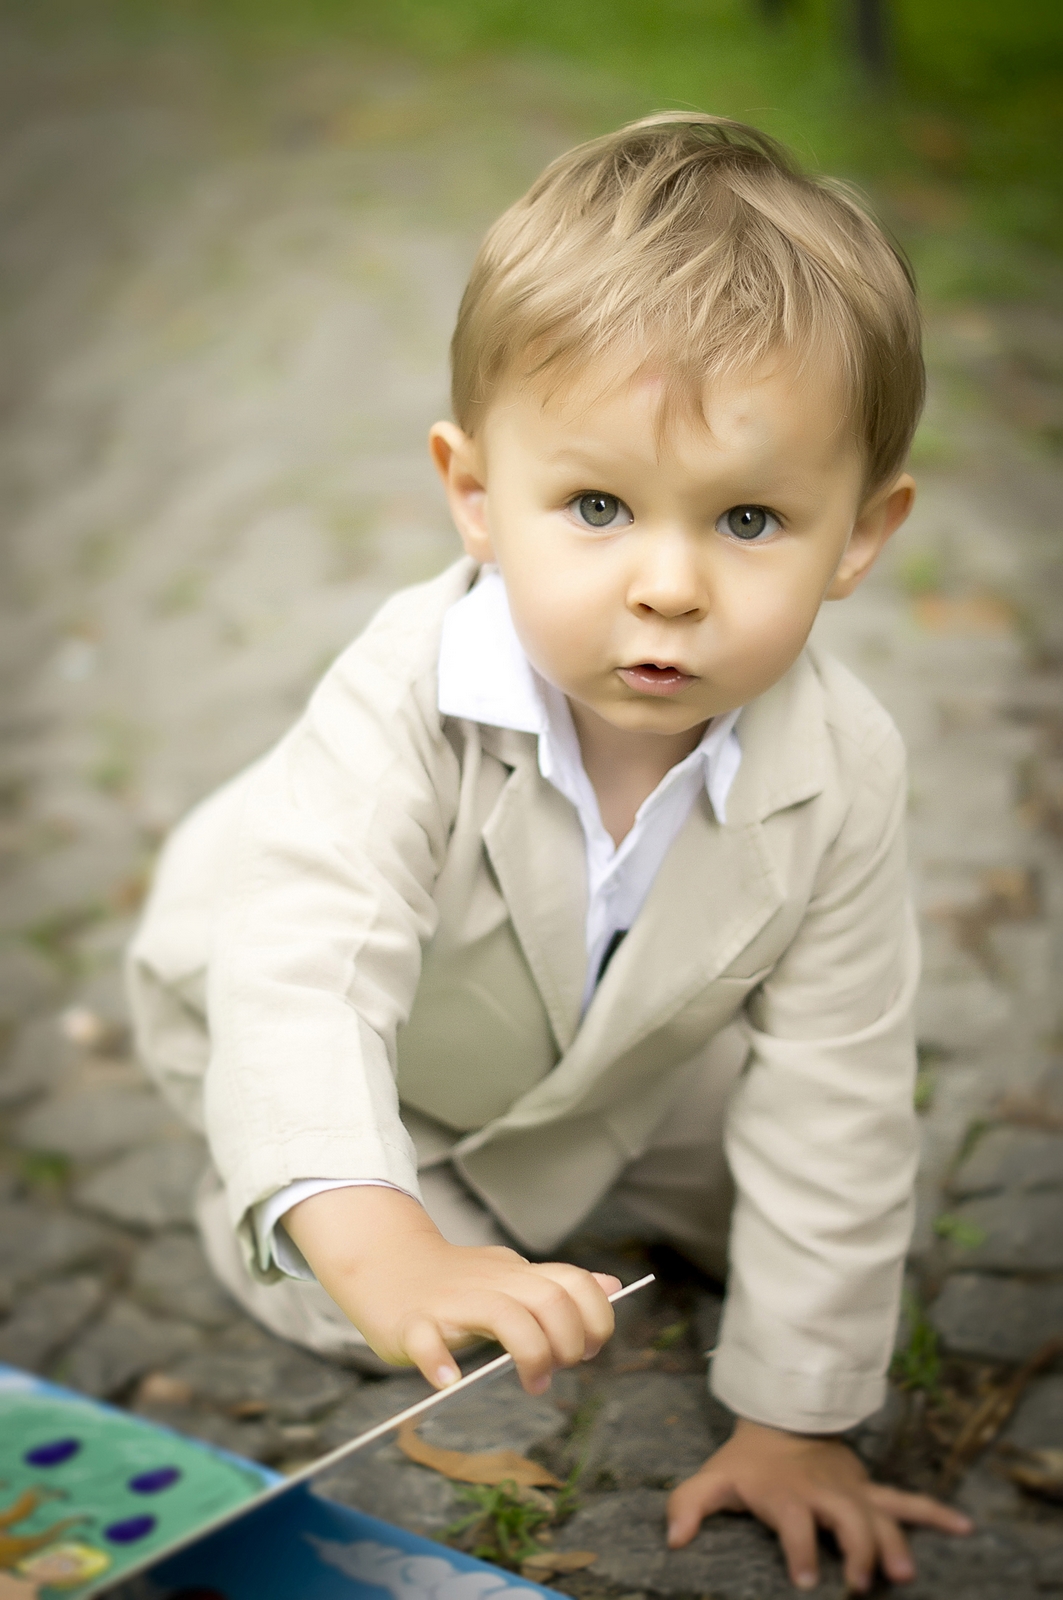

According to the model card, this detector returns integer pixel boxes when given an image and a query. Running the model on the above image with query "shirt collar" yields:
[438,567,742,823]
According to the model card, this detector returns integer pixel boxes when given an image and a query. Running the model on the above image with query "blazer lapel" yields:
[466,650,834,1134]
[580,800,782,1055]
[577,649,832,1059]
[480,729,588,1055]
[474,648,832,1111]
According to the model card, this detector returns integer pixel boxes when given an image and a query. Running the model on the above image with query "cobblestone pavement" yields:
[1,21,1062,1599]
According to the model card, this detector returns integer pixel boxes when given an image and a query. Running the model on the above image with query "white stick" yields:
[294,1270,657,1487]
[90,1270,657,1594]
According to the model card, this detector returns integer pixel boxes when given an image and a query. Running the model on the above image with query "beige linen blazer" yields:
[129,557,919,1433]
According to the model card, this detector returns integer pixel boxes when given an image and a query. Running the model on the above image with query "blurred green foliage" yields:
[890,1292,942,1394]
[12,0,1061,296]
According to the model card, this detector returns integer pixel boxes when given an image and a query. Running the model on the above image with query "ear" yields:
[428,421,495,564]
[826,473,916,600]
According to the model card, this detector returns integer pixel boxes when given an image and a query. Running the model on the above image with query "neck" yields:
[568,701,708,847]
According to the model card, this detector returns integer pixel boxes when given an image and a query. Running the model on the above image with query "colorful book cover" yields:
[0,1366,559,1600]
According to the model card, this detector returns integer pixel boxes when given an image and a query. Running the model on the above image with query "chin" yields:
[603,703,711,735]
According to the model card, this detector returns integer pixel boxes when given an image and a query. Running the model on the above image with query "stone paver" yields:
[130,1230,241,1328]
[943,1190,1063,1272]
[556,1489,843,1599]
[930,1274,1063,1363]
[63,1298,202,1398]
[0,1202,110,1298]
[15,1084,184,1159]
[0,1016,77,1108]
[1003,1374,1063,1450]
[73,1138,207,1228]
[949,1125,1063,1198]
[166,1319,357,1422]
[0,13,1061,1597]
[577,1372,732,1490]
[0,1274,103,1369]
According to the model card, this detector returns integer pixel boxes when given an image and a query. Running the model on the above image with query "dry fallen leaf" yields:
[134,1372,194,1408]
[397,1423,562,1488]
[228,1398,269,1419]
[913,592,1016,636]
[1001,1447,1063,1503]
[520,1551,598,1579]
[995,1091,1063,1134]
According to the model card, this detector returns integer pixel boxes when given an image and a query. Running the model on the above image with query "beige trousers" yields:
[197,1025,746,1368]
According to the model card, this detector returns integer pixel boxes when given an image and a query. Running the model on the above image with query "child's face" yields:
[431,359,913,742]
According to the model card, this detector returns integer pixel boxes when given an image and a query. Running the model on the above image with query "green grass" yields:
[444,1481,555,1571]
[19,1150,73,1191]
[22,0,1056,290]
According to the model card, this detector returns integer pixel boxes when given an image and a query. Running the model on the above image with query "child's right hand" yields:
[283,1183,619,1393]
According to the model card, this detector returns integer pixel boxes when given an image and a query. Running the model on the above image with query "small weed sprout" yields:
[890,1293,942,1396]
[933,1213,987,1249]
[651,1318,689,1351]
[444,1461,583,1571]
[444,1481,552,1569]
[914,1066,936,1112]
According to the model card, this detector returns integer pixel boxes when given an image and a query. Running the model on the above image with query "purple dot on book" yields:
[105,1515,157,1544]
[24,1437,81,1467]
[129,1466,181,1494]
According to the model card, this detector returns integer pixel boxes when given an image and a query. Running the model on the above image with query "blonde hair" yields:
[451,112,924,493]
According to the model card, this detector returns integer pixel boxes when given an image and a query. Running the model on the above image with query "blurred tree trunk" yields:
[758,0,892,81]
[854,0,890,77]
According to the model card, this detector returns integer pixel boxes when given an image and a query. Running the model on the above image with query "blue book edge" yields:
[0,1363,563,1600]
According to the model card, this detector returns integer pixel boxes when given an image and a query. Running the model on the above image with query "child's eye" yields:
[717,505,780,542]
[570,492,633,530]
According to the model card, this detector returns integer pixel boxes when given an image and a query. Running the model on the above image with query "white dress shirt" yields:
[255,568,743,1276]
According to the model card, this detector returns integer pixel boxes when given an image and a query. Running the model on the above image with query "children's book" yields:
[1,1280,651,1597]
[0,1366,560,1600]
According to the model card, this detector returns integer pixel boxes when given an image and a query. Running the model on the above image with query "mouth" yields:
[616,662,697,698]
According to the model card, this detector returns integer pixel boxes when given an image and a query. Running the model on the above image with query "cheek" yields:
[721,561,824,659]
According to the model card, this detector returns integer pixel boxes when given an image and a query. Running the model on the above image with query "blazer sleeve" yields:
[711,720,920,1434]
[202,613,461,1268]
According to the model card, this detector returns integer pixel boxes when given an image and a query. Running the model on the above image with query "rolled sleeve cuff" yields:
[710,1342,886,1435]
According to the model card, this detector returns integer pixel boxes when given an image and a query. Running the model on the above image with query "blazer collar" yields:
[724,647,831,825]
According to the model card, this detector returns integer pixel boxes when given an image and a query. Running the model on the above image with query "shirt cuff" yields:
[252,1178,414,1280]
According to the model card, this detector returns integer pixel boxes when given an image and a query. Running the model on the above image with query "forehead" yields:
[485,352,860,477]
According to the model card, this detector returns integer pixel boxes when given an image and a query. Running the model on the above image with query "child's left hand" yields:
[666,1418,972,1592]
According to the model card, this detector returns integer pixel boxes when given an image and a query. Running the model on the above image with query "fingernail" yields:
[795,1574,817,1591]
[528,1373,551,1394]
[582,1344,601,1362]
[436,1364,458,1387]
[666,1522,680,1548]
[894,1560,915,1581]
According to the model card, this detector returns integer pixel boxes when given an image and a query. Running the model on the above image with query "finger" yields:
[533,1263,616,1357]
[461,1294,557,1393]
[871,1510,915,1586]
[866,1484,973,1535]
[811,1492,877,1594]
[765,1500,821,1592]
[591,1270,623,1297]
[402,1317,462,1390]
[666,1466,744,1548]
[518,1274,592,1368]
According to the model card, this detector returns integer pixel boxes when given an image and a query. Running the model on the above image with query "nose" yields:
[627,526,707,620]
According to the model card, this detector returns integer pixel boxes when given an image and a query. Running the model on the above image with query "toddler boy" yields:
[130,114,971,1590]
